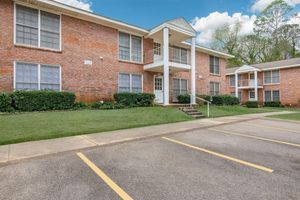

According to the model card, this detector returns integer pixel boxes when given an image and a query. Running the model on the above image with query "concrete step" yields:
[192,114,206,119]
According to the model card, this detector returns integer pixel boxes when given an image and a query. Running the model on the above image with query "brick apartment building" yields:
[226,58,300,106]
[0,0,233,104]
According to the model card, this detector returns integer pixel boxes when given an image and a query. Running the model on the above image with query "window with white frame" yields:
[171,46,188,64]
[173,78,188,100]
[229,74,241,87]
[210,82,220,96]
[264,70,280,84]
[210,56,220,75]
[118,32,142,62]
[153,43,161,55]
[15,5,61,50]
[249,90,255,100]
[118,73,142,93]
[15,62,61,91]
[265,90,280,102]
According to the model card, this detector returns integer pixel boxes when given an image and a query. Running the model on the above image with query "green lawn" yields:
[197,105,285,118]
[0,107,192,145]
[268,112,300,121]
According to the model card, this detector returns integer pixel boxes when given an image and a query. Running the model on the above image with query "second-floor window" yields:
[15,5,61,50]
[210,82,220,96]
[264,70,280,84]
[119,32,142,63]
[210,56,220,75]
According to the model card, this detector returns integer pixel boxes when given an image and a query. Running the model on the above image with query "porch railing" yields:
[144,46,191,65]
[238,79,263,87]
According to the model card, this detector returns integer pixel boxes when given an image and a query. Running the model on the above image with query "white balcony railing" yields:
[238,79,263,87]
[144,46,191,65]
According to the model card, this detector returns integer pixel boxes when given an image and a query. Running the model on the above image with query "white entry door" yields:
[154,76,163,104]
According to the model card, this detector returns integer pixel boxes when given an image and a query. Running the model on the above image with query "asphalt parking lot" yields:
[0,118,300,200]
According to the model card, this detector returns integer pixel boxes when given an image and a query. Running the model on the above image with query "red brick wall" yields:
[225,68,300,105]
[0,0,228,103]
[196,52,227,95]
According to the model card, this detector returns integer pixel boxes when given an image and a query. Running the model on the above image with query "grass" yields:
[268,112,300,121]
[0,107,192,145]
[197,105,287,118]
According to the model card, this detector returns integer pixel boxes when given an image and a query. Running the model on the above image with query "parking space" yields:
[0,118,300,200]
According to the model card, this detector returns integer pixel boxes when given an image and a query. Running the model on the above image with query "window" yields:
[173,78,188,101]
[264,70,280,84]
[15,62,61,91]
[210,82,220,96]
[171,46,188,64]
[210,56,220,75]
[118,73,142,93]
[118,32,142,62]
[15,5,61,50]
[229,75,235,87]
[153,43,161,55]
[249,90,255,100]
[265,90,280,102]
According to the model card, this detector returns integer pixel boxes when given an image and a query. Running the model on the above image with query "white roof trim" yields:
[235,65,260,73]
[261,64,300,71]
[32,0,149,34]
[181,42,234,59]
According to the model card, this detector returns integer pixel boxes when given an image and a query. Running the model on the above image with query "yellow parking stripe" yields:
[162,137,274,173]
[244,123,300,134]
[209,128,300,148]
[77,152,134,200]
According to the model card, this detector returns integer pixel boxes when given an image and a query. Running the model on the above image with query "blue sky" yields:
[57,0,300,44]
[90,0,251,29]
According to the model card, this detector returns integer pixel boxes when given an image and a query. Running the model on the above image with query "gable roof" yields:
[164,18,197,34]
[226,58,300,75]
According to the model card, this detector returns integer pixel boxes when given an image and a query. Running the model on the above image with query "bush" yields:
[74,102,88,109]
[198,95,239,105]
[177,94,190,104]
[91,101,125,110]
[0,93,14,112]
[246,101,259,108]
[264,101,282,107]
[12,91,76,111]
[114,93,155,107]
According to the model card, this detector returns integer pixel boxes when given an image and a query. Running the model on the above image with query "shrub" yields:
[74,102,88,109]
[264,101,282,107]
[91,101,125,110]
[198,95,239,105]
[246,101,259,108]
[114,93,155,107]
[12,91,76,111]
[0,93,14,112]
[177,94,190,104]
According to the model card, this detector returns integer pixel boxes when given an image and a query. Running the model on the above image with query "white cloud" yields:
[191,12,257,44]
[251,0,300,12]
[54,0,92,12]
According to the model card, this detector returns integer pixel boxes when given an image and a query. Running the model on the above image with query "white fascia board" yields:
[260,64,300,71]
[31,0,149,34]
[147,23,196,38]
[181,42,234,59]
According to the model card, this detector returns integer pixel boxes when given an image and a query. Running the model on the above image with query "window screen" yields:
[265,91,272,102]
[210,56,220,75]
[272,70,280,83]
[264,71,272,84]
[15,62,39,90]
[119,32,131,61]
[210,82,220,96]
[131,74,142,93]
[118,73,130,93]
[15,5,61,50]
[229,75,235,86]
[131,36,142,62]
[16,5,39,46]
[40,65,60,91]
[40,11,60,49]
[272,90,280,101]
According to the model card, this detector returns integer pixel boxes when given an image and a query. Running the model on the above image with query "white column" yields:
[191,37,196,105]
[254,70,258,101]
[163,27,169,105]
[235,72,239,98]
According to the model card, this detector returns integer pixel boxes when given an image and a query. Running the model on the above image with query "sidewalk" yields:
[0,111,292,164]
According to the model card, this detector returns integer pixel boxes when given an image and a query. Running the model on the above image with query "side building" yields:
[226,58,300,106]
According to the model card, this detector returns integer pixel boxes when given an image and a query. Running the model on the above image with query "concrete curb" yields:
[0,116,261,166]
